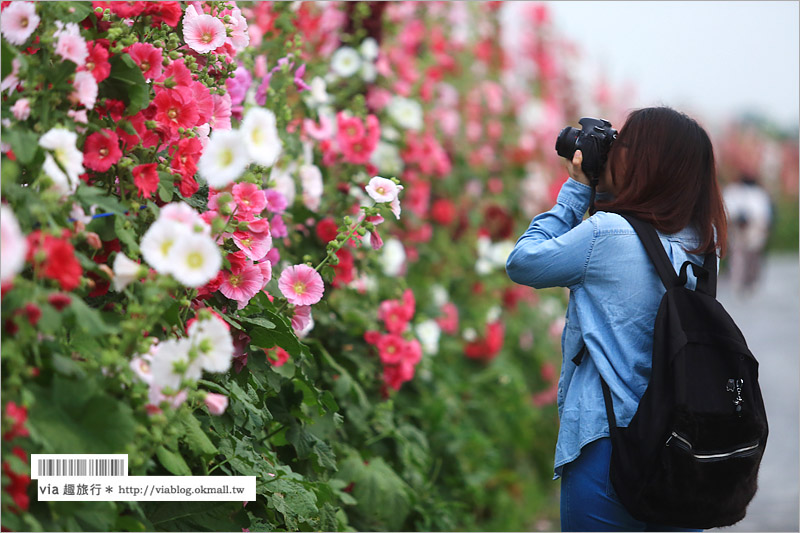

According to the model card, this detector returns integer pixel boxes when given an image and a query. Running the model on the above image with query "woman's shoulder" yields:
[587,211,637,235]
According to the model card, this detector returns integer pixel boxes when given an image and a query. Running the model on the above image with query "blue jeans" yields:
[560,437,703,532]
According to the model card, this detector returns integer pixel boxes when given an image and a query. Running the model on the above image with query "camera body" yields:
[555,117,617,180]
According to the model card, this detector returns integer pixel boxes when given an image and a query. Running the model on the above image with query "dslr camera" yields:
[555,117,617,180]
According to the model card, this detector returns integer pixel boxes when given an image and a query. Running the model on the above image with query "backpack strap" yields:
[600,376,619,437]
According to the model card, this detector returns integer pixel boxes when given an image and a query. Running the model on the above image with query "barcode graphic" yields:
[35,458,126,477]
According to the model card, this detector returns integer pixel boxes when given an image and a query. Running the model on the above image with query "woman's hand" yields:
[565,150,591,186]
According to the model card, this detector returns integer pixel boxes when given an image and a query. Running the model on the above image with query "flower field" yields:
[10,1,793,532]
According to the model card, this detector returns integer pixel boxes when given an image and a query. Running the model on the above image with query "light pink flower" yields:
[220,263,263,308]
[54,23,88,66]
[232,182,266,217]
[291,305,312,333]
[130,354,154,385]
[183,10,226,54]
[10,98,30,120]
[0,204,27,284]
[303,114,334,141]
[147,384,188,411]
[257,261,272,288]
[270,215,287,238]
[264,189,288,214]
[225,7,249,50]
[278,264,324,306]
[71,70,98,109]
[67,109,88,124]
[1,2,39,46]
[232,231,272,262]
[210,93,232,131]
[366,176,401,203]
[204,392,229,415]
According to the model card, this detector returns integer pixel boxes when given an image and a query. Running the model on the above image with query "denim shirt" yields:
[506,178,708,479]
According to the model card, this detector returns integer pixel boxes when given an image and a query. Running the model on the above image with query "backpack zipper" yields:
[666,431,760,462]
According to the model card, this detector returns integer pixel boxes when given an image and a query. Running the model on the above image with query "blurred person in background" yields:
[723,173,774,295]
[506,107,726,532]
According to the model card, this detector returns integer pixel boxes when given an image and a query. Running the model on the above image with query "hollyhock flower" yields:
[70,70,98,109]
[264,189,288,214]
[278,264,324,306]
[160,202,208,231]
[431,198,456,225]
[379,300,410,335]
[106,1,146,18]
[382,359,416,391]
[170,136,202,180]
[210,93,232,131]
[387,96,423,130]
[191,81,214,126]
[198,129,250,189]
[316,218,338,243]
[47,292,72,311]
[189,315,233,373]
[132,163,159,199]
[205,393,228,415]
[28,232,83,291]
[1,205,27,284]
[10,98,30,120]
[2,447,30,511]
[150,338,201,391]
[366,176,401,203]
[159,59,193,88]
[370,142,404,176]
[415,319,441,355]
[241,107,282,167]
[168,233,222,288]
[299,164,323,212]
[303,114,334,141]
[220,263,263,308]
[232,231,272,262]
[293,63,310,92]
[232,182,266,217]
[54,22,87,66]
[270,215,287,238]
[112,252,141,292]
[291,305,312,333]
[153,87,199,137]
[39,127,84,194]
[1,2,39,45]
[379,238,406,277]
[257,260,272,289]
[330,46,361,77]
[79,41,111,82]
[224,6,250,50]
[270,165,296,206]
[226,65,252,107]
[144,1,182,27]
[130,353,154,385]
[2,402,29,441]
[147,384,188,411]
[140,219,184,275]
[183,8,226,54]
[266,347,290,367]
[83,130,121,172]
[127,42,163,81]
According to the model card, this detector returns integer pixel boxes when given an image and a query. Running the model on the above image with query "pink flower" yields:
[183,9,226,54]
[270,215,287,238]
[220,263,263,308]
[266,347,290,367]
[127,42,163,81]
[303,114,334,141]
[71,70,98,109]
[232,183,266,217]
[436,302,459,335]
[210,93,232,131]
[204,393,229,415]
[132,163,159,199]
[54,23,88,66]
[11,98,30,120]
[232,231,272,262]
[278,264,324,306]
[226,65,252,107]
[382,360,416,391]
[1,2,39,46]
[257,261,272,288]
[264,190,288,214]
[291,305,311,333]
[377,333,406,365]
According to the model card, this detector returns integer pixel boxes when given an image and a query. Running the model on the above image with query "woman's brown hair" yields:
[596,107,727,256]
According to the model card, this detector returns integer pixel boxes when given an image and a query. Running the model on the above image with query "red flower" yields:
[144,1,182,27]
[332,247,355,288]
[177,175,199,198]
[97,98,126,122]
[483,205,514,241]
[316,218,339,243]
[20,303,41,326]
[27,233,83,291]
[2,446,30,512]
[83,130,122,172]
[192,81,214,126]
[158,59,193,88]
[169,136,201,179]
[79,41,111,83]
[47,292,72,311]
[266,347,290,367]
[153,87,199,137]
[464,321,505,362]
[431,198,456,226]
[132,163,159,199]
[107,1,146,18]
[127,42,163,80]
[3,402,29,441]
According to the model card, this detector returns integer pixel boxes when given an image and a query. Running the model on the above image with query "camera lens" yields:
[555,127,581,159]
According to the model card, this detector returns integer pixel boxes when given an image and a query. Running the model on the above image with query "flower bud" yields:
[163,76,177,89]
[85,232,102,249]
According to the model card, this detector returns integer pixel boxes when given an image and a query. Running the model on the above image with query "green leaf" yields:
[47,61,77,87]
[104,54,150,115]
[59,2,94,22]
[179,411,218,456]
[155,445,192,476]
[4,128,40,164]
[114,215,140,256]
[76,185,127,215]
[65,298,116,337]
[1,41,14,80]
[238,315,276,330]
[335,454,411,531]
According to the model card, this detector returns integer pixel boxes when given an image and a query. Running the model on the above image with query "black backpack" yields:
[595,214,768,529]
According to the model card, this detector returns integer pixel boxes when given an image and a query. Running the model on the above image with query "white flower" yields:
[387,96,423,131]
[39,128,84,195]
[270,163,297,206]
[160,202,210,234]
[431,284,449,307]
[463,328,478,342]
[1,2,40,46]
[299,164,323,212]
[415,319,441,355]
[304,76,330,108]
[130,354,154,385]
[379,238,406,277]
[71,70,97,109]
[241,107,282,167]
[188,316,233,373]
[489,240,515,267]
[140,219,184,275]
[112,253,141,292]
[360,61,377,83]
[330,46,361,77]
[168,232,222,288]
[198,129,251,189]
[370,142,404,176]
[0,205,27,284]
[486,306,502,323]
[475,257,493,275]
[150,338,202,391]
[365,176,400,203]
[359,37,379,61]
